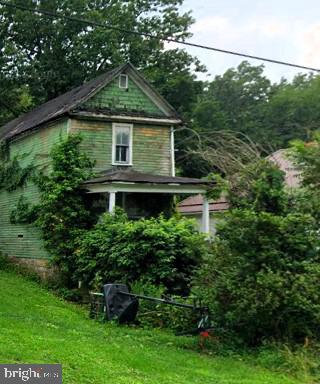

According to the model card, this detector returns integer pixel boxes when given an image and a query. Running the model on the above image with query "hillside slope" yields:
[0,271,301,384]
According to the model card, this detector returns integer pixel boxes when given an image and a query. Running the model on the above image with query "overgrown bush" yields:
[290,132,320,192]
[228,159,288,214]
[130,280,200,333]
[75,209,207,294]
[193,154,320,345]
[290,133,320,225]
[35,134,94,279]
[193,209,320,345]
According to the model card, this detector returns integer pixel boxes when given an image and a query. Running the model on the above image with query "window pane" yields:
[116,127,130,145]
[114,125,131,164]
[119,74,128,88]
[121,131,129,145]
[116,132,122,144]
[116,145,129,163]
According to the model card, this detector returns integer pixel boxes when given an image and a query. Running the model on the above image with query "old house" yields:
[0,63,212,272]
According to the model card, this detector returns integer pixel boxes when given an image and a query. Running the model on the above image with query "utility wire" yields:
[0,1,319,73]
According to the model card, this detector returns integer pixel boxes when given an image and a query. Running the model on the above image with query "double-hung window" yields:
[112,123,133,165]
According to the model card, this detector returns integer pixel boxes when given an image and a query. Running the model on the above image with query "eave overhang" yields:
[82,170,213,194]
[83,182,208,194]
[69,111,182,125]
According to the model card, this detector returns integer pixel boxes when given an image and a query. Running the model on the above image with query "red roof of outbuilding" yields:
[178,194,229,214]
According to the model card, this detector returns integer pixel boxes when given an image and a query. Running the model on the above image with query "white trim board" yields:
[70,112,181,125]
[112,122,133,166]
[83,182,207,194]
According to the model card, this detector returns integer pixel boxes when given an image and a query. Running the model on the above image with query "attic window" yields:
[119,74,128,89]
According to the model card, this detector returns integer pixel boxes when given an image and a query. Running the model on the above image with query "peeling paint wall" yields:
[83,76,165,116]
[70,119,171,175]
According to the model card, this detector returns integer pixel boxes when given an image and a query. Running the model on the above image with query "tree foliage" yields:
[289,132,320,225]
[290,132,320,191]
[194,210,320,345]
[185,62,272,147]
[176,63,320,177]
[228,159,287,214]
[0,0,203,111]
[193,156,320,345]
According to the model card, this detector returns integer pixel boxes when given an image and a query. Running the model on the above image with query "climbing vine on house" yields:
[34,134,94,278]
[10,195,39,224]
[0,139,34,192]
[8,134,94,281]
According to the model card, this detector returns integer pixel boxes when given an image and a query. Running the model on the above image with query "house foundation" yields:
[7,256,56,280]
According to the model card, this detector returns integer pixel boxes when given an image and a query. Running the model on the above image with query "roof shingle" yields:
[0,65,124,141]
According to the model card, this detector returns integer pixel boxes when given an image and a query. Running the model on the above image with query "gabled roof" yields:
[0,62,180,141]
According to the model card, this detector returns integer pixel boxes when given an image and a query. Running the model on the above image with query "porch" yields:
[82,170,214,233]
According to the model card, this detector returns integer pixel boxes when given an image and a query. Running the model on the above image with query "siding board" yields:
[83,76,165,116]
[0,120,68,259]
[70,119,171,176]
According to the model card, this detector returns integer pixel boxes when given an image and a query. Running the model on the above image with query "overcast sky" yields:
[169,0,320,82]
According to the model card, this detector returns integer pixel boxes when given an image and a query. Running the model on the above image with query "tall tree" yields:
[192,61,272,142]
[176,62,320,177]
[0,0,204,113]
[263,74,320,147]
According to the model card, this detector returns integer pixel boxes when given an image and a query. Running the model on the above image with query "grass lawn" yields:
[0,270,305,384]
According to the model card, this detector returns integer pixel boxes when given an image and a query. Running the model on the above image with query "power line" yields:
[0,1,319,73]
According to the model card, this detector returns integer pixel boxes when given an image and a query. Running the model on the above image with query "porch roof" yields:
[83,169,213,185]
[82,170,214,194]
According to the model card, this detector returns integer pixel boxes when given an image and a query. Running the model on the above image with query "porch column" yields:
[170,126,175,177]
[202,196,210,234]
[109,191,116,213]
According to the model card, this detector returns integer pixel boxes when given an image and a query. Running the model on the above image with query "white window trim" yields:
[112,123,133,166]
[119,74,128,89]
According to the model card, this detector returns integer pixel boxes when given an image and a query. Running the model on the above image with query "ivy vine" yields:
[10,195,39,224]
[0,139,35,192]
[6,134,94,285]
[33,134,94,279]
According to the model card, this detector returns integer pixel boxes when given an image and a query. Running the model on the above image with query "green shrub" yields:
[228,159,287,214]
[75,209,208,294]
[130,280,200,333]
[289,135,320,226]
[193,209,320,345]
[290,132,320,192]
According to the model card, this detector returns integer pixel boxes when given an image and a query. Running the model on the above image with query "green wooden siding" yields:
[70,119,112,172]
[10,119,68,169]
[0,184,46,259]
[0,120,68,259]
[70,119,171,175]
[132,125,171,175]
[83,76,165,116]
[0,72,174,261]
